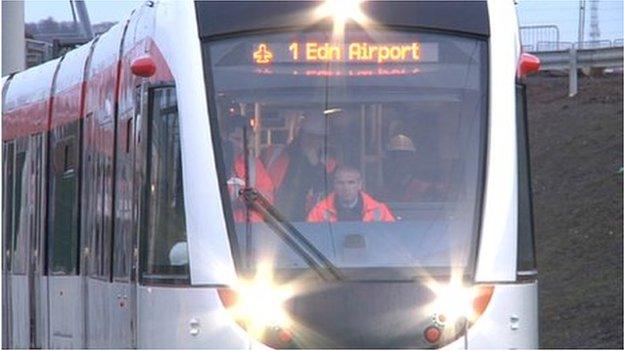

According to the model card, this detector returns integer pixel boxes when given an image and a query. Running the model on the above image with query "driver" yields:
[307,166,395,222]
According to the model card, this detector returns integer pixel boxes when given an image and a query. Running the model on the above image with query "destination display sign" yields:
[252,41,439,65]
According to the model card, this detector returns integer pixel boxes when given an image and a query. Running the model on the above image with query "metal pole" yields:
[578,0,586,48]
[2,0,26,75]
[69,0,79,31]
[569,47,578,97]
[589,0,600,43]
[73,0,93,39]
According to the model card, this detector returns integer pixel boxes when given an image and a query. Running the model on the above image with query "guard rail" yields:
[530,46,623,96]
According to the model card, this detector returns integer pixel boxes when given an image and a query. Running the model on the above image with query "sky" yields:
[25,0,142,25]
[24,0,624,42]
[516,0,623,43]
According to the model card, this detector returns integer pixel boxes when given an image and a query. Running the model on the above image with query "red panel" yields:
[147,40,174,83]
[3,100,49,140]
[3,37,175,142]
[50,85,83,129]
[122,38,174,84]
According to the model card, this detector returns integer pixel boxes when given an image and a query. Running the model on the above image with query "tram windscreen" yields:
[205,29,487,280]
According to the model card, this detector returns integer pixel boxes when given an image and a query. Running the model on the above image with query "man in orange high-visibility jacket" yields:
[307,166,395,222]
[225,117,274,222]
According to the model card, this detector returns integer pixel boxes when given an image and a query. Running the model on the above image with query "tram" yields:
[2,0,540,348]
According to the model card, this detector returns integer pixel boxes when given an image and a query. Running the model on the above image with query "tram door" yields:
[47,122,84,348]
[10,138,32,348]
[108,87,142,348]
[6,136,46,348]
[3,141,15,348]
[82,110,116,347]
[106,83,155,348]
[27,134,47,349]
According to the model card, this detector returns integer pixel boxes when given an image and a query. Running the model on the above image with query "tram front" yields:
[193,1,537,348]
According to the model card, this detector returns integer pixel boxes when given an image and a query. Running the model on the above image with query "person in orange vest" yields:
[224,114,274,222]
[307,166,395,222]
[262,115,337,221]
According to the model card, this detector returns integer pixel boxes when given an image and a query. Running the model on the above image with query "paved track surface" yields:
[525,74,623,349]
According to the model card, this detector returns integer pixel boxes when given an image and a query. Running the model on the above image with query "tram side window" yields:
[83,111,114,280]
[12,145,28,275]
[3,142,15,272]
[112,113,134,281]
[48,126,80,275]
[140,86,189,284]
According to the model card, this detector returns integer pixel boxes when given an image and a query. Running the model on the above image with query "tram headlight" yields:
[218,263,294,340]
[426,275,494,327]
[315,0,365,21]
[314,0,369,37]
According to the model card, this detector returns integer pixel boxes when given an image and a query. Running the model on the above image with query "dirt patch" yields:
[525,74,623,348]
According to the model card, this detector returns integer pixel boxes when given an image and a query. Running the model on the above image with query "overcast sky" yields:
[24,0,624,42]
[25,0,142,24]
[517,0,623,42]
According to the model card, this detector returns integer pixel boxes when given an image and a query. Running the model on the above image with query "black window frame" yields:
[516,82,537,279]
[138,83,190,286]
[12,139,29,276]
[3,141,16,273]
[83,111,114,281]
[112,110,137,283]
[47,123,81,276]
[200,27,491,280]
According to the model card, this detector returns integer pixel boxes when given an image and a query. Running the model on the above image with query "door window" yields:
[140,86,189,285]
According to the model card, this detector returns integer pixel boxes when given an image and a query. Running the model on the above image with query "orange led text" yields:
[253,44,274,64]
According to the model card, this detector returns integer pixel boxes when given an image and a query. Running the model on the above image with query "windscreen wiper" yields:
[239,187,343,281]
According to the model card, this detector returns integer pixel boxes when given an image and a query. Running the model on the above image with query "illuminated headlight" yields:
[315,0,365,22]
[425,275,494,329]
[314,0,369,37]
[218,263,294,340]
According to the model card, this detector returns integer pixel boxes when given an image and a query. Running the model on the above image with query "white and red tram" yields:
[2,0,540,348]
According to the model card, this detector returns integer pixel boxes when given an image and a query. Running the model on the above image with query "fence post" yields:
[569,46,578,97]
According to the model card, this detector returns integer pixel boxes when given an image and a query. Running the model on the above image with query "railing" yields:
[520,24,623,96]
[532,46,624,96]
[25,38,53,69]
[536,46,623,70]
[520,25,623,51]
[577,40,614,49]
[520,25,560,52]
[535,41,575,52]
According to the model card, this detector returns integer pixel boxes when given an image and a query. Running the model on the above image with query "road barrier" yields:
[532,46,624,97]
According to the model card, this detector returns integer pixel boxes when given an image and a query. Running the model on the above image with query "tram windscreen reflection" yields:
[206,29,487,280]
